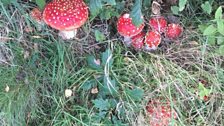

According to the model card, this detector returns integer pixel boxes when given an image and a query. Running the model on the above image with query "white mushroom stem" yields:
[144,45,157,51]
[58,29,77,40]
[123,36,132,47]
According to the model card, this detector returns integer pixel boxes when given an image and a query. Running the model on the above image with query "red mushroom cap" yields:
[146,100,177,126]
[166,23,183,39]
[149,16,167,33]
[144,31,161,50]
[43,0,88,31]
[131,31,145,49]
[30,8,42,23]
[117,13,145,37]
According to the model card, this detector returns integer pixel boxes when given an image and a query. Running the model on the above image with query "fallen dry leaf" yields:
[91,87,99,94]
[65,89,73,98]
[24,50,30,59]
[5,85,9,92]
[94,59,101,66]
[151,1,161,15]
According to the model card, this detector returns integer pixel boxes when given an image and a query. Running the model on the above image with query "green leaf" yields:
[179,0,187,11]
[201,1,212,14]
[81,79,97,91]
[98,77,118,97]
[102,0,116,5]
[115,1,125,13]
[91,111,107,122]
[101,49,113,67]
[100,7,119,20]
[203,25,217,36]
[207,36,216,45]
[143,0,151,9]
[215,6,222,20]
[130,0,144,27]
[217,36,224,45]
[218,45,224,55]
[90,0,103,16]
[171,6,179,15]
[95,30,106,42]
[103,77,118,93]
[198,24,209,33]
[1,0,12,5]
[217,20,224,35]
[126,88,144,102]
[35,0,46,10]
[198,83,210,100]
[87,55,101,70]
[92,98,110,111]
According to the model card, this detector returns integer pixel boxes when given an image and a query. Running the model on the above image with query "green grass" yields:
[0,1,224,126]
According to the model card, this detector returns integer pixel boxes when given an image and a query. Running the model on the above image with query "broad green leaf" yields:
[218,45,224,55]
[171,6,179,15]
[126,88,144,102]
[201,1,212,14]
[217,20,224,35]
[90,0,103,16]
[143,0,151,9]
[87,55,101,70]
[207,36,216,45]
[130,0,143,27]
[101,49,113,67]
[81,79,97,91]
[92,98,110,111]
[100,77,118,96]
[95,30,106,42]
[100,7,119,20]
[179,0,187,11]
[102,0,116,5]
[198,83,210,100]
[198,24,209,33]
[115,1,125,13]
[217,36,224,45]
[91,111,107,122]
[35,0,46,10]
[215,6,222,20]
[203,25,217,36]
[1,0,12,5]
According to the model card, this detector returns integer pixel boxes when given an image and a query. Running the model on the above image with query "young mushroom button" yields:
[117,13,145,46]
[43,0,88,40]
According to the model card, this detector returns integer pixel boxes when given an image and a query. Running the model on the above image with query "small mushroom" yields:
[43,0,88,40]
[144,31,161,50]
[149,16,167,33]
[30,8,42,23]
[165,23,183,40]
[30,8,43,31]
[117,13,145,46]
[131,31,145,50]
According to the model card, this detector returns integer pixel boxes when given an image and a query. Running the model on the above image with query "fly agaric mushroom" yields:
[149,16,167,33]
[166,23,183,40]
[144,31,161,50]
[146,100,177,126]
[43,0,88,39]
[131,31,145,50]
[117,13,145,46]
